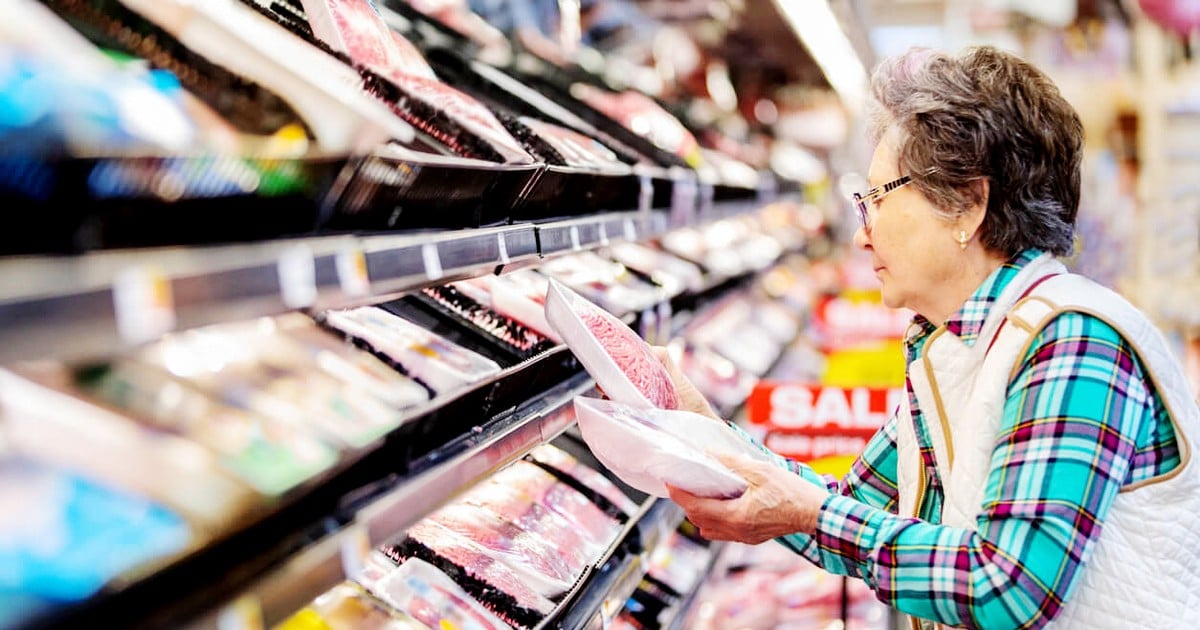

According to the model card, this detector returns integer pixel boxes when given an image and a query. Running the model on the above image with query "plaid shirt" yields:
[739,249,1180,628]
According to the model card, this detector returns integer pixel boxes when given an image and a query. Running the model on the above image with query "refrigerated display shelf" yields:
[175,371,596,629]
[0,209,684,364]
[19,350,590,630]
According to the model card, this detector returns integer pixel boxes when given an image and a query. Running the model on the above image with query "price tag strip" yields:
[497,233,511,264]
[336,247,370,297]
[278,244,317,308]
[113,265,175,345]
[421,242,443,281]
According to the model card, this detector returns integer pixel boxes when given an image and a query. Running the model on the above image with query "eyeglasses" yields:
[852,174,916,230]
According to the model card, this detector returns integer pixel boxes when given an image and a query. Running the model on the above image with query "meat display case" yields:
[0,193,811,630]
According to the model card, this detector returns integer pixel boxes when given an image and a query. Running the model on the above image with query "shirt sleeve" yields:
[803,312,1157,628]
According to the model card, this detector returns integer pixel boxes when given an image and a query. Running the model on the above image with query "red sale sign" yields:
[745,382,902,463]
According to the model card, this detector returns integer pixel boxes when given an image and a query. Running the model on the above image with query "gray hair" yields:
[866,46,1083,257]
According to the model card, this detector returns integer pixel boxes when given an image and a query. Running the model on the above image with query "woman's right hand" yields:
[650,344,722,422]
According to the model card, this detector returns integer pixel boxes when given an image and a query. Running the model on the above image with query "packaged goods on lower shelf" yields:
[0,454,194,630]
[527,442,640,516]
[683,543,890,630]
[276,579,429,630]
[356,557,512,630]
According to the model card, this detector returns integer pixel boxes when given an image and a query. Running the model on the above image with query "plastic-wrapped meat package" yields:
[420,285,555,357]
[357,555,511,630]
[385,521,555,628]
[516,117,627,171]
[539,252,664,315]
[115,0,414,153]
[427,502,583,593]
[277,580,428,630]
[135,325,405,449]
[458,480,603,563]
[73,359,338,497]
[322,306,501,394]
[274,314,431,410]
[607,242,705,296]
[568,83,701,165]
[490,460,623,550]
[527,443,638,516]
[453,277,559,344]
[300,0,533,164]
[544,279,678,410]
[572,396,776,499]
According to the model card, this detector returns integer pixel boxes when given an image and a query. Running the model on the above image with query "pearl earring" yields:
[958,230,969,251]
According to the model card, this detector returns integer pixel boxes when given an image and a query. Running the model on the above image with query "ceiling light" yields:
[771,0,868,113]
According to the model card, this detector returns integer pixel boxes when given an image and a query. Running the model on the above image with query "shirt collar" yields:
[904,249,1043,356]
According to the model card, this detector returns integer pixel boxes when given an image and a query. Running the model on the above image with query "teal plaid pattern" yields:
[752,249,1181,628]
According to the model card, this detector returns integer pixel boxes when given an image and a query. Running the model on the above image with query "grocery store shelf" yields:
[356,370,595,545]
[536,211,667,258]
[175,370,597,630]
[0,209,678,364]
[550,498,687,630]
[664,541,725,630]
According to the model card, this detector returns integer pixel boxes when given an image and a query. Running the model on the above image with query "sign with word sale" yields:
[746,382,902,463]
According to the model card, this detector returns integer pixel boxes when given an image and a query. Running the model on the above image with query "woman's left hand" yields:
[667,454,829,544]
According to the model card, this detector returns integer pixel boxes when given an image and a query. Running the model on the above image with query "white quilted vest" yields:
[895,254,1200,629]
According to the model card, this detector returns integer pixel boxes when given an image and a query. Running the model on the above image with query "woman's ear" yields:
[958,178,989,239]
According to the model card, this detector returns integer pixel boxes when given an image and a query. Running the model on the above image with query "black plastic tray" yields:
[0,154,345,255]
[323,150,540,230]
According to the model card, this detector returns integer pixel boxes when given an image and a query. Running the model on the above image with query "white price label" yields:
[623,217,637,242]
[217,595,263,630]
[638,174,653,213]
[569,225,582,251]
[598,222,609,246]
[497,233,511,264]
[339,524,370,579]
[278,244,317,308]
[421,242,443,281]
[336,247,370,297]
[113,266,175,345]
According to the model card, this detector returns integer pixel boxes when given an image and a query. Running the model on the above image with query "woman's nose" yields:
[853,225,870,250]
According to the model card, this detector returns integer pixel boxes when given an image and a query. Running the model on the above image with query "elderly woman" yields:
[663,46,1200,629]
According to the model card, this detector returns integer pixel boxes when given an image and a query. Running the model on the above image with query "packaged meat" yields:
[457,480,603,563]
[384,522,555,628]
[277,580,428,630]
[645,531,711,595]
[300,0,533,164]
[135,323,405,449]
[527,443,638,516]
[544,279,678,409]
[108,0,415,152]
[0,368,259,532]
[568,83,701,166]
[489,460,623,550]
[516,117,627,172]
[572,396,775,499]
[0,455,193,629]
[274,314,432,410]
[427,502,583,593]
[419,285,555,358]
[357,556,511,630]
[452,276,559,344]
[73,359,339,497]
[606,242,705,296]
[539,253,665,315]
[322,307,502,394]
